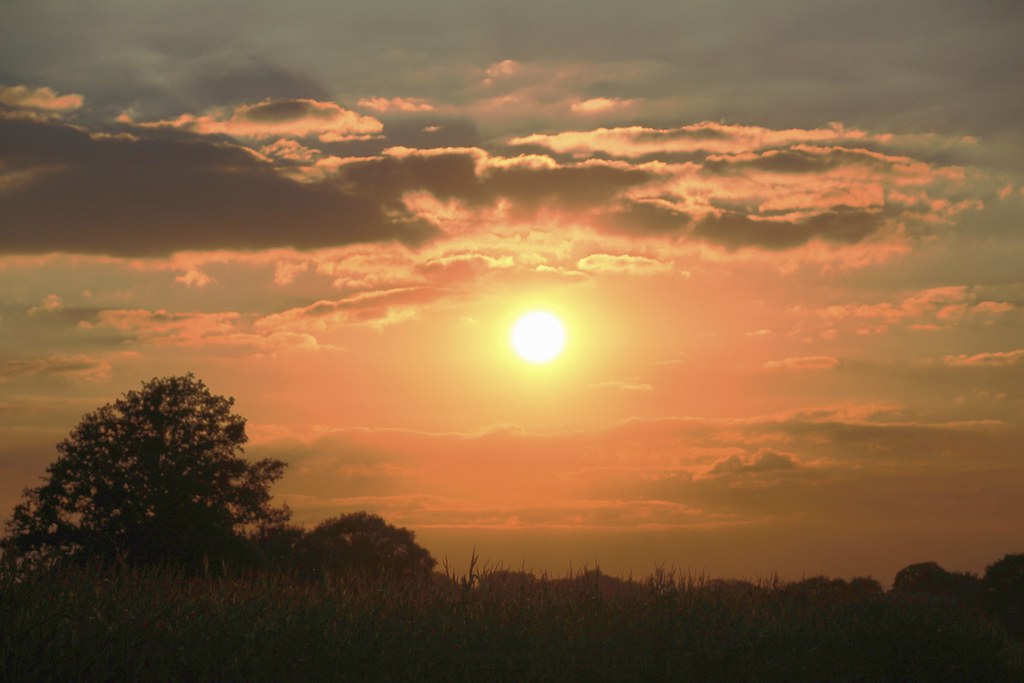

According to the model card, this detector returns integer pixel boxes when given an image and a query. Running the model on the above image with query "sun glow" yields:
[511,311,566,363]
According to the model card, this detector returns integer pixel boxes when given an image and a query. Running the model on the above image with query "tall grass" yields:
[2,555,1021,682]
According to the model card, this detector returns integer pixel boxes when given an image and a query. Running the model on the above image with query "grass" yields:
[2,556,1022,682]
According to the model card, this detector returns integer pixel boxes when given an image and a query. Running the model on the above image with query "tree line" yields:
[1,374,435,579]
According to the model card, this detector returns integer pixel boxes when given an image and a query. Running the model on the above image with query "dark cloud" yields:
[708,450,798,477]
[740,415,1024,466]
[256,287,451,330]
[339,151,651,217]
[596,200,692,235]
[0,116,439,256]
[485,164,651,211]
[0,113,651,257]
[311,118,484,158]
[634,126,732,144]
[343,153,484,203]
[242,99,328,122]
[3,0,1022,142]
[383,118,483,150]
[0,354,109,381]
[187,61,329,108]
[0,106,980,257]
[703,147,901,175]
[692,207,884,250]
[705,149,844,175]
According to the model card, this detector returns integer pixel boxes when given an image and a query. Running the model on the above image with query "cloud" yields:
[482,59,521,84]
[971,301,1016,315]
[0,116,439,256]
[0,354,110,381]
[136,98,383,141]
[0,103,989,261]
[185,61,330,109]
[945,349,1024,367]
[594,200,692,236]
[254,286,449,332]
[82,309,240,343]
[763,356,840,371]
[508,122,869,159]
[78,307,337,354]
[27,294,65,315]
[787,286,1021,337]
[692,207,886,251]
[174,269,213,287]
[259,138,322,163]
[506,127,977,254]
[704,450,799,478]
[576,253,673,276]
[416,252,517,284]
[590,380,655,392]
[0,85,83,112]
[480,157,653,212]
[341,147,654,221]
[358,96,435,113]
[570,97,636,114]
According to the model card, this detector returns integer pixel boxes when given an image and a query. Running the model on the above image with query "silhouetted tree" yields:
[848,576,884,597]
[783,576,885,604]
[984,553,1024,593]
[983,553,1024,636]
[295,511,436,580]
[253,523,306,570]
[891,561,980,604]
[2,374,289,568]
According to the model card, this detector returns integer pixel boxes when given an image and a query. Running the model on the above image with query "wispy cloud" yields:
[570,97,637,114]
[133,98,382,141]
[0,354,111,381]
[945,349,1024,367]
[358,96,435,113]
[508,122,871,158]
[763,356,840,371]
[0,84,83,111]
[576,253,674,276]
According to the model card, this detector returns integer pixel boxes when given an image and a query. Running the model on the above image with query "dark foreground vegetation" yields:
[4,374,1023,680]
[3,555,1023,682]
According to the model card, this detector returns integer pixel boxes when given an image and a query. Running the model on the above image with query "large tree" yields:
[2,374,289,567]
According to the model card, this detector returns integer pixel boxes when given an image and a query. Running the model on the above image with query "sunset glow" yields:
[1,0,1022,587]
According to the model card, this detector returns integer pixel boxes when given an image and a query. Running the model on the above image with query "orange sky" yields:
[2,1,1023,585]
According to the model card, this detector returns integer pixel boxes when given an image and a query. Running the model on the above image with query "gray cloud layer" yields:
[0,115,658,256]
[0,116,440,255]
[0,108,987,256]
[2,0,1021,140]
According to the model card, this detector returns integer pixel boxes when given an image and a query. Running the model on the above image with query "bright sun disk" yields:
[511,311,566,363]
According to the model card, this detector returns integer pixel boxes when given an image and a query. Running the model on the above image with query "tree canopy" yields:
[983,553,1024,637]
[2,374,289,567]
[891,561,980,603]
[295,511,436,579]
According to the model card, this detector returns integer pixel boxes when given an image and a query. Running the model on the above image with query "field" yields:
[3,558,1023,682]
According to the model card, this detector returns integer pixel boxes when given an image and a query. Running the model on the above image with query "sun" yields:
[511,311,566,363]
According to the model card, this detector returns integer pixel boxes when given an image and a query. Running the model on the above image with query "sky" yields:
[1,0,1022,585]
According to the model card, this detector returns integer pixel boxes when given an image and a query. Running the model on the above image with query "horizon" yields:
[1,0,1022,589]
